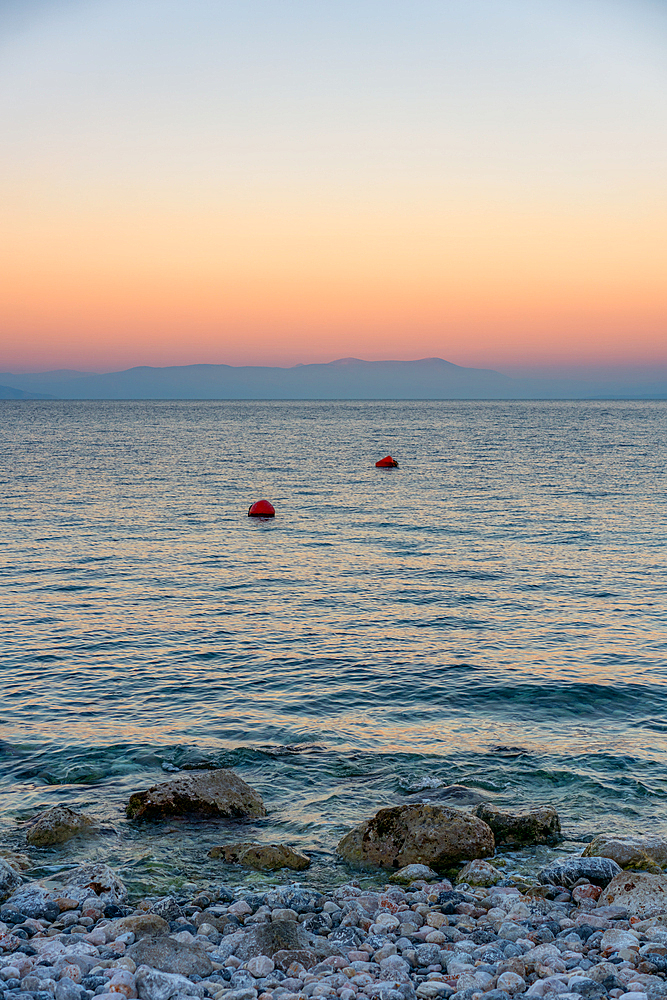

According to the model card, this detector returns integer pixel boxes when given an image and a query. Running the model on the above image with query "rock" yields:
[0,850,32,871]
[389,864,440,884]
[0,858,23,902]
[234,920,310,960]
[62,863,127,903]
[538,856,622,888]
[246,956,274,977]
[337,804,494,870]
[473,804,561,846]
[24,806,94,847]
[4,885,59,920]
[271,948,320,971]
[148,897,184,921]
[127,935,213,976]
[583,835,667,871]
[126,769,266,821]
[263,888,324,913]
[208,842,310,871]
[104,914,170,941]
[134,966,206,1000]
[598,872,667,919]
[456,859,504,887]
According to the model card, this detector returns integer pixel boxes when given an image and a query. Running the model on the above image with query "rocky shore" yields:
[4,770,667,1000]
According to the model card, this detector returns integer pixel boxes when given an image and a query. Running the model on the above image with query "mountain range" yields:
[1,358,667,400]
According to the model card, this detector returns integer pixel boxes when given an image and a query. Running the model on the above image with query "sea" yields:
[2,399,667,896]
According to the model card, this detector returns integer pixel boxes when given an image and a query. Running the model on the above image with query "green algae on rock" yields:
[337,803,494,870]
[126,768,266,820]
[25,804,95,846]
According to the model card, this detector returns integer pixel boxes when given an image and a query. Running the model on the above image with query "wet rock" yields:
[337,804,494,870]
[456,859,504,887]
[4,885,59,920]
[126,768,266,821]
[263,888,324,913]
[598,872,667,919]
[473,804,561,846]
[538,857,622,888]
[62,863,127,903]
[24,806,94,847]
[0,858,23,902]
[208,842,310,871]
[0,850,32,871]
[234,920,310,960]
[583,835,667,871]
[127,935,213,976]
[134,966,206,1000]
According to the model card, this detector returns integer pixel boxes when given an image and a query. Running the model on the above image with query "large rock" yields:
[234,920,310,960]
[4,885,60,920]
[473,804,561,846]
[457,859,504,887]
[208,842,310,870]
[598,871,667,918]
[539,856,621,888]
[126,769,266,821]
[337,804,494,870]
[0,858,23,902]
[62,863,127,903]
[583,834,667,871]
[127,935,213,976]
[25,805,94,847]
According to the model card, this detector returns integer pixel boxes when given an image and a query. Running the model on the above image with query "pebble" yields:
[4,859,667,1000]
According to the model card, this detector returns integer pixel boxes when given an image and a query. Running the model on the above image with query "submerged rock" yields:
[405,784,487,805]
[538,855,621,888]
[337,803,494,869]
[126,768,266,821]
[25,804,94,846]
[583,834,667,871]
[473,803,561,846]
[598,871,667,918]
[208,841,310,870]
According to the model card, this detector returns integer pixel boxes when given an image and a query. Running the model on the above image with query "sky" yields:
[1,0,666,373]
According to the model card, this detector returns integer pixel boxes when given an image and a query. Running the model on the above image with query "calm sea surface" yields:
[1,400,667,893]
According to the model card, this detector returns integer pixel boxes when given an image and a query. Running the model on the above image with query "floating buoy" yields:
[375,455,398,468]
[248,500,275,517]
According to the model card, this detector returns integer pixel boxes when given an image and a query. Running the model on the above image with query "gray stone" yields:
[389,864,439,884]
[55,977,83,1000]
[0,858,23,902]
[234,920,310,960]
[149,897,184,922]
[135,966,206,1000]
[127,935,214,976]
[263,888,324,913]
[473,804,561,846]
[4,885,59,920]
[538,856,621,888]
[126,769,265,821]
[271,948,320,971]
[62,863,127,903]
[337,804,494,870]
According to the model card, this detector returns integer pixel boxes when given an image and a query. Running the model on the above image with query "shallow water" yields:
[1,400,666,894]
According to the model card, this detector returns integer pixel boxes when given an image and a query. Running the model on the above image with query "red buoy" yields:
[248,499,275,517]
[375,455,398,468]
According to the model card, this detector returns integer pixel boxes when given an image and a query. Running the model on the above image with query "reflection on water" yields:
[1,400,666,891]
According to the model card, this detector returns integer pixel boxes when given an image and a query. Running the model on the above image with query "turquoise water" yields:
[1,400,666,892]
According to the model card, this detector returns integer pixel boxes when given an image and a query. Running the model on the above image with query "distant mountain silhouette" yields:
[0,383,53,399]
[1,358,666,399]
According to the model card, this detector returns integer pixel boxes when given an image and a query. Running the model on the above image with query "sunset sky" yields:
[1,0,666,373]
